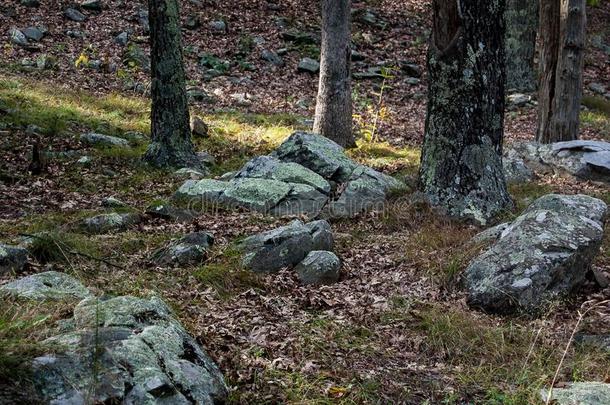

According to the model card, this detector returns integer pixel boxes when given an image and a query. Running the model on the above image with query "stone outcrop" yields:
[152,232,214,266]
[0,243,28,274]
[466,194,607,314]
[0,271,91,301]
[507,140,610,182]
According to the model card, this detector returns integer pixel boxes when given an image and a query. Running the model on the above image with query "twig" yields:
[19,233,125,269]
[545,299,610,404]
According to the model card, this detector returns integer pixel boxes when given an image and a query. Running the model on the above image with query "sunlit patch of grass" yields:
[507,181,553,217]
[197,111,303,176]
[581,110,610,140]
[0,75,150,137]
[582,95,610,116]
[350,140,420,174]
[410,304,610,403]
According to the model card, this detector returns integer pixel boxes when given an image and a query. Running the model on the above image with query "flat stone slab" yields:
[80,212,141,234]
[295,250,341,285]
[80,132,130,147]
[508,141,610,182]
[0,271,91,301]
[466,194,607,314]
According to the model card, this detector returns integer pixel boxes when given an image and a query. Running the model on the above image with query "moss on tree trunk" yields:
[144,0,200,168]
[419,0,512,225]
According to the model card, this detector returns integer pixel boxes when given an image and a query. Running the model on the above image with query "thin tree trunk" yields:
[313,0,354,148]
[144,0,200,168]
[537,0,586,143]
[505,0,538,92]
[419,0,512,225]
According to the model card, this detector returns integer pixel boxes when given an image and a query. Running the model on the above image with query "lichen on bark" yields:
[419,0,512,225]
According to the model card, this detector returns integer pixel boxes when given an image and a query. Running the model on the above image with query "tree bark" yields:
[505,0,538,92]
[313,0,355,148]
[537,0,586,143]
[144,0,200,168]
[419,0,512,225]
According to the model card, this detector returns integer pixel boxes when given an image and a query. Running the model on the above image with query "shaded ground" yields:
[1,0,610,404]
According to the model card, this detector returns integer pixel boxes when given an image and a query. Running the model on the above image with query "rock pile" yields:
[466,194,607,314]
[175,132,402,219]
[237,219,340,284]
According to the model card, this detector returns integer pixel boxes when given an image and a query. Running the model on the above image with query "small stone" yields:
[76,156,92,165]
[190,116,209,138]
[20,0,40,6]
[187,87,214,103]
[9,28,28,47]
[81,0,102,12]
[351,50,366,61]
[101,196,127,208]
[80,212,141,234]
[184,15,200,30]
[589,82,607,95]
[261,49,284,66]
[115,31,129,46]
[406,77,420,85]
[197,151,216,166]
[174,167,206,180]
[295,251,341,285]
[80,132,130,147]
[297,57,320,73]
[0,243,29,275]
[508,93,531,107]
[209,20,226,33]
[152,232,214,266]
[66,30,85,38]
[36,54,57,70]
[64,8,87,22]
[400,62,422,78]
[22,27,44,42]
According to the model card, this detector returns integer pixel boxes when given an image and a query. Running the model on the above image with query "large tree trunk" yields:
[419,0,512,225]
[537,0,586,143]
[505,0,538,92]
[313,0,355,148]
[144,0,200,168]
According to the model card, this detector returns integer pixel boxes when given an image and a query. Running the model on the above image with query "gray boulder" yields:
[174,167,207,180]
[0,243,28,274]
[33,295,227,403]
[174,179,228,203]
[271,132,358,182]
[297,58,320,73]
[466,194,607,314]
[64,8,87,22]
[80,132,129,147]
[81,0,102,12]
[508,141,610,182]
[146,202,197,222]
[81,212,141,234]
[152,232,214,266]
[221,178,292,212]
[541,382,610,405]
[261,50,284,66]
[101,196,128,208]
[295,250,341,285]
[234,156,331,194]
[238,220,333,273]
[0,271,91,301]
[22,27,44,42]
[115,31,129,46]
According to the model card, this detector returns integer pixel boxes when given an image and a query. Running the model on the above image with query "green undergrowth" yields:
[193,245,263,299]
[387,301,610,403]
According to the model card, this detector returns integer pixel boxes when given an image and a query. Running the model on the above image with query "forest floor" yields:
[1,0,610,404]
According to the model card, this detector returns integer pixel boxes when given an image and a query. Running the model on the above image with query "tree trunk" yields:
[505,0,538,92]
[419,0,512,225]
[537,0,586,143]
[313,0,354,148]
[144,0,200,168]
